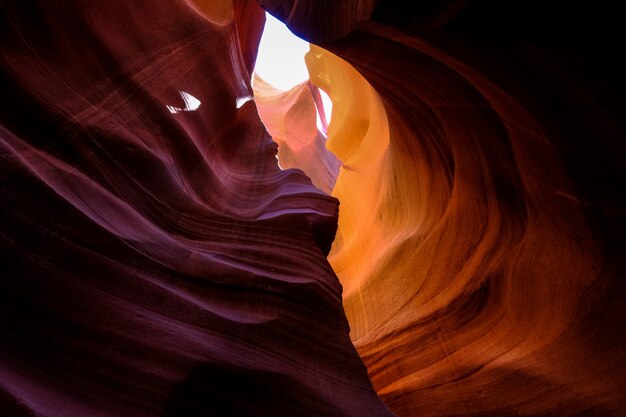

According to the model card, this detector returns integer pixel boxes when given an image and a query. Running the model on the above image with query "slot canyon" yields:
[1,1,625,416]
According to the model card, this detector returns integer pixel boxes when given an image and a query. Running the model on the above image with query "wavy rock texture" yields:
[2,0,626,416]
[257,1,626,416]
[0,1,395,416]
[257,0,376,43]
[252,76,341,194]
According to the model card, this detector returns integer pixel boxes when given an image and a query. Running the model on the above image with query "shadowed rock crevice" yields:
[161,363,349,417]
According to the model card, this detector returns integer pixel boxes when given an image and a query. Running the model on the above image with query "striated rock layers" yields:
[0,1,395,416]
[1,0,626,416]
[261,1,626,416]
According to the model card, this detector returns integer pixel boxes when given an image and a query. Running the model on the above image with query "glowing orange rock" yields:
[261,3,626,416]
[305,46,392,298]
[322,30,605,415]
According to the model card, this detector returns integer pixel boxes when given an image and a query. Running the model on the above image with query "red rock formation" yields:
[260,1,626,416]
[325,28,626,414]
[233,0,266,74]
[257,0,376,43]
[253,76,341,194]
[2,0,626,416]
[0,1,394,416]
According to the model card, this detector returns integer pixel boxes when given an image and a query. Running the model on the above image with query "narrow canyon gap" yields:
[1,1,626,417]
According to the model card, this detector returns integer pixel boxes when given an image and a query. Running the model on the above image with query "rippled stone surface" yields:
[0,1,395,416]
[253,76,341,194]
[2,0,625,416]
[269,2,626,416]
[258,0,376,43]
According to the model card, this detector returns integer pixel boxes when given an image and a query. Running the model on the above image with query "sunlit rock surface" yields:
[266,2,626,416]
[0,1,395,416]
[253,76,341,194]
[2,0,626,416]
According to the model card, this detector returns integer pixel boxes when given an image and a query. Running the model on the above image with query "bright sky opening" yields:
[253,12,333,135]
[315,88,333,135]
[253,12,310,91]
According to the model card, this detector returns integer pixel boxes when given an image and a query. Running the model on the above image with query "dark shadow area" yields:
[161,363,347,417]
[0,389,34,417]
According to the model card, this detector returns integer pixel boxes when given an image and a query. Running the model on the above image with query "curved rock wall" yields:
[0,1,394,416]
[1,0,625,416]
[252,76,341,194]
[269,2,626,416]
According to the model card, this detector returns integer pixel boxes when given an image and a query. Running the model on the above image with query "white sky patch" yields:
[315,88,333,135]
[253,12,310,91]
[315,109,324,135]
[167,91,201,114]
[320,89,333,123]
[236,95,254,108]
[275,154,283,170]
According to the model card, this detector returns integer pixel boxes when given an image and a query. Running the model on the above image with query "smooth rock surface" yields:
[266,1,626,416]
[0,1,395,416]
